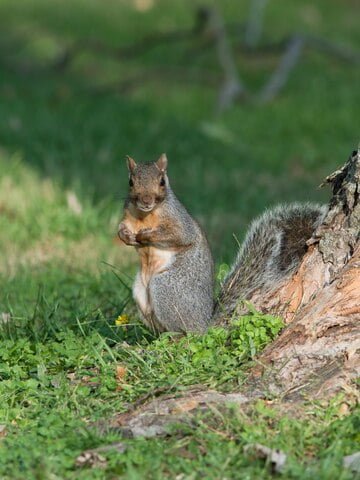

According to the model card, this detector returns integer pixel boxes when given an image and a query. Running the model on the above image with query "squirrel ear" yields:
[156,153,168,172]
[126,156,137,173]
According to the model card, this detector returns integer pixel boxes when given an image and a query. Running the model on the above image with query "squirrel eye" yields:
[160,177,165,186]
[129,178,134,187]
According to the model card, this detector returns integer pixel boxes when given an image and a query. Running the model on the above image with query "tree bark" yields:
[247,148,360,399]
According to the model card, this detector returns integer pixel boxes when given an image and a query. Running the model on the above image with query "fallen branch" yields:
[244,0,269,48]
[258,34,305,103]
[99,386,251,438]
[196,7,247,112]
[257,33,360,103]
[2,8,359,107]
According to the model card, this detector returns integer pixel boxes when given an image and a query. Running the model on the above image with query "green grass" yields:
[0,0,359,478]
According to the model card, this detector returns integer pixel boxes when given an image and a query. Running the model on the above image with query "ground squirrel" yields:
[119,154,326,333]
[118,154,214,333]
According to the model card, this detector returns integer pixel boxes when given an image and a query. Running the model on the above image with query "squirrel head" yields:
[126,153,168,213]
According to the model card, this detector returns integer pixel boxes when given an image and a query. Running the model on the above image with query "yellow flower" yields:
[115,314,129,326]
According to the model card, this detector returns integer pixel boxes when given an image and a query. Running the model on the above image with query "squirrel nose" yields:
[141,195,153,205]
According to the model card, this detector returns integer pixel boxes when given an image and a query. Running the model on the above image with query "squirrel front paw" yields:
[118,223,139,246]
[136,228,153,244]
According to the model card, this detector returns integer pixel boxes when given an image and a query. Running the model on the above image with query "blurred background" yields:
[0,0,359,323]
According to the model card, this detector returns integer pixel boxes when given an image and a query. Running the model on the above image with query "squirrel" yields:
[118,154,214,333]
[118,154,327,333]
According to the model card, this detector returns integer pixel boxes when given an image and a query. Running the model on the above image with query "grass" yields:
[0,0,359,478]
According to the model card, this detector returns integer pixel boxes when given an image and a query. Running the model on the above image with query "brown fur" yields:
[123,204,161,233]
[137,247,176,285]
[122,207,165,282]
[121,197,186,303]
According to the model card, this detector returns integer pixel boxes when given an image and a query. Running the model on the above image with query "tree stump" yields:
[247,149,360,399]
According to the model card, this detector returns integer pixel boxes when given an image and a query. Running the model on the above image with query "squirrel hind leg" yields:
[132,272,158,329]
[149,274,211,333]
[133,272,165,333]
[133,272,151,318]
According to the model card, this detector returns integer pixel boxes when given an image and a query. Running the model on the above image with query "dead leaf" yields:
[0,425,7,438]
[116,365,127,386]
[244,443,287,473]
[338,402,350,417]
[67,368,101,388]
[75,451,107,469]
[76,442,126,469]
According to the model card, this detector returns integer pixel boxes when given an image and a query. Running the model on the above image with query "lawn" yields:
[0,0,359,478]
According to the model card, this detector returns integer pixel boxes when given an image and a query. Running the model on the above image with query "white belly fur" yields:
[133,247,176,320]
[133,271,151,318]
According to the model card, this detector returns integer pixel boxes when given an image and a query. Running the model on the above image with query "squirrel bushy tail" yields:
[213,203,327,323]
